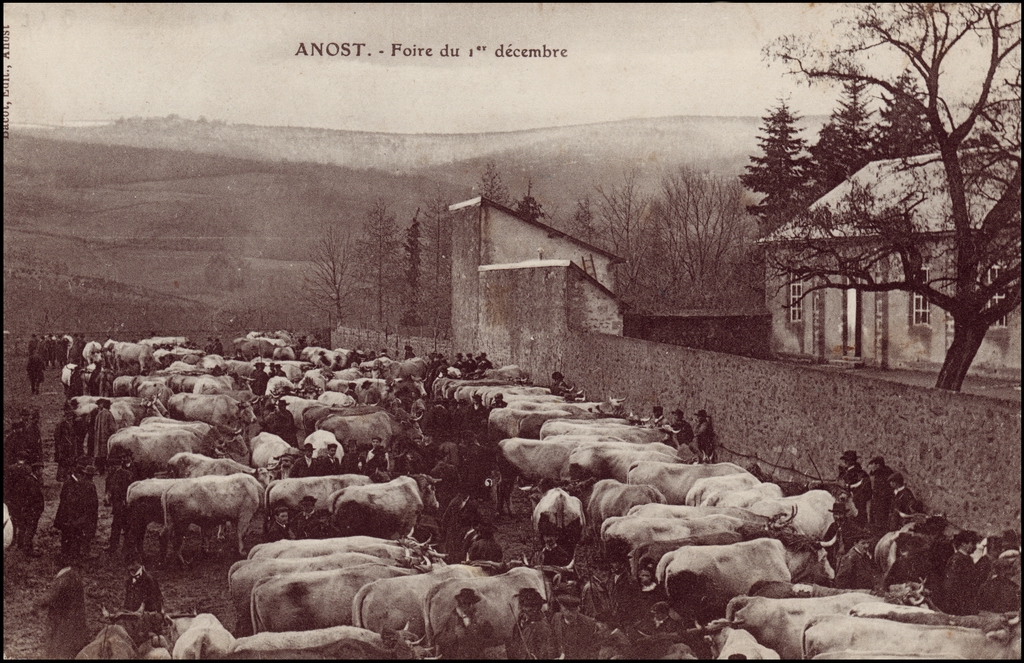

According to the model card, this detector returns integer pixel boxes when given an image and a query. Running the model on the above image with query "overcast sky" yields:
[8,4,854,134]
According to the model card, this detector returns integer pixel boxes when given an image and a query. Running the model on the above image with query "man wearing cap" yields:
[866,456,895,534]
[91,398,117,474]
[404,345,416,360]
[834,531,881,590]
[53,459,100,563]
[553,585,603,660]
[265,506,294,542]
[124,564,164,613]
[105,451,136,553]
[288,444,316,479]
[508,587,557,660]
[838,451,871,528]
[435,587,495,660]
[940,530,990,615]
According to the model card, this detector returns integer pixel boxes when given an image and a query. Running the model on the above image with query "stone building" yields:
[448,196,624,364]
[763,155,1020,378]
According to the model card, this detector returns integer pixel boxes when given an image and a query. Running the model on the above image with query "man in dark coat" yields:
[91,398,117,473]
[6,457,46,556]
[251,362,269,397]
[54,408,82,482]
[977,555,1021,614]
[838,450,871,528]
[552,586,603,660]
[53,459,100,563]
[834,532,881,590]
[867,456,895,534]
[124,564,164,612]
[261,399,298,448]
[434,588,495,660]
[309,443,342,476]
[291,496,329,539]
[288,444,316,478]
[24,408,43,462]
[508,587,557,660]
[361,437,390,477]
[693,410,717,463]
[37,566,89,659]
[28,352,46,395]
[888,472,922,531]
[105,451,136,552]
[265,506,294,542]
[940,530,989,615]
[466,522,503,562]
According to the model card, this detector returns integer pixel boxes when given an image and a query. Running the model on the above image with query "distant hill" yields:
[4,115,824,333]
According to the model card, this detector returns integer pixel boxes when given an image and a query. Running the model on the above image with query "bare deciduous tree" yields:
[301,220,358,327]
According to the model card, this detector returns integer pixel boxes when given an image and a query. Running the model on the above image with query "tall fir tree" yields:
[400,210,422,327]
[874,72,936,159]
[740,100,813,235]
[514,180,547,223]
[808,79,876,197]
[478,161,510,204]
[358,199,402,328]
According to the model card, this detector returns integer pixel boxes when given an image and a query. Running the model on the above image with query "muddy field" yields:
[1,353,551,659]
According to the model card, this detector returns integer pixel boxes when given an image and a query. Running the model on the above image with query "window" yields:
[789,280,804,322]
[987,266,1008,328]
[912,268,930,325]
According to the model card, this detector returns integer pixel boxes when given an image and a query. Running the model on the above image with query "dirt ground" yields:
[2,353,551,659]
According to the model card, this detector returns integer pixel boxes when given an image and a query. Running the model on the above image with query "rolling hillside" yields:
[4,115,823,333]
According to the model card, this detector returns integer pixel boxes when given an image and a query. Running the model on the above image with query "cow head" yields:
[143,396,169,419]
[236,401,257,426]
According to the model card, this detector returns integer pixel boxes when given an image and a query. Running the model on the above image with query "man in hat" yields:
[124,564,164,613]
[466,522,503,563]
[552,585,603,660]
[508,587,557,660]
[27,348,46,395]
[37,566,89,659]
[662,408,694,456]
[404,344,416,360]
[476,353,493,372]
[838,451,871,528]
[977,553,1022,614]
[834,531,881,590]
[54,407,82,482]
[550,371,576,400]
[693,410,716,463]
[532,532,574,568]
[291,496,324,539]
[265,506,294,542]
[105,450,136,553]
[251,361,269,397]
[940,530,989,615]
[435,587,495,660]
[23,408,43,463]
[887,472,922,531]
[262,399,298,449]
[340,438,363,475]
[866,456,895,534]
[288,443,316,479]
[53,458,100,563]
[91,398,117,473]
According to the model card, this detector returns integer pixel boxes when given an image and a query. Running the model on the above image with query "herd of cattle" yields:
[9,331,1022,659]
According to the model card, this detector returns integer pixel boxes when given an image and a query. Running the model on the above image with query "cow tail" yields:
[160,485,172,545]
[250,579,267,635]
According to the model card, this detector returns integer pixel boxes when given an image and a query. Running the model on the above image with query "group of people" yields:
[449,352,494,379]
[641,405,717,463]
[829,449,1020,616]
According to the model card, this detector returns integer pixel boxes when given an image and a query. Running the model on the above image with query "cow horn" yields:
[819,531,839,548]
[102,605,111,620]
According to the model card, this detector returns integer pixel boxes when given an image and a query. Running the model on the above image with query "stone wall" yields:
[570,333,1021,533]
[625,313,771,359]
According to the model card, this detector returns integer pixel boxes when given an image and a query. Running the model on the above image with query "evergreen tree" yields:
[808,80,876,197]
[357,199,402,327]
[567,196,599,246]
[875,72,936,159]
[514,180,547,223]
[478,161,510,204]
[400,211,422,327]
[740,100,813,235]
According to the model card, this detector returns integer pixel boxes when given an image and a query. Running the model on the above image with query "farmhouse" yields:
[762,154,1021,378]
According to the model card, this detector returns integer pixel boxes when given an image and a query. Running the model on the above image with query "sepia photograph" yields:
[3,3,1020,659]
